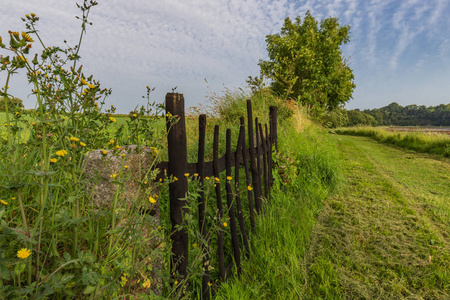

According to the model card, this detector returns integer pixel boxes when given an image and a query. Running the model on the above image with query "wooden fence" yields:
[154,93,278,298]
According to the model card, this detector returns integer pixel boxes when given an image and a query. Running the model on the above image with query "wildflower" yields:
[215,177,220,182]
[208,282,212,287]
[194,173,199,177]
[17,248,31,259]
[109,117,116,122]
[120,153,125,157]
[108,139,115,144]
[174,177,178,181]
[80,142,86,147]
[150,147,158,154]
[124,165,128,169]
[70,136,80,142]
[88,84,95,89]
[184,173,189,177]
[21,32,34,42]
[149,196,156,204]
[50,158,57,163]
[30,13,36,17]
[247,185,253,191]
[70,144,76,149]
[205,177,210,180]
[55,150,68,157]
[101,150,108,155]
[110,174,118,179]
[223,222,228,227]
[133,113,137,117]
[226,176,232,181]
[174,280,178,285]
[0,200,7,205]
[115,145,121,150]
[142,279,151,289]
[80,77,88,85]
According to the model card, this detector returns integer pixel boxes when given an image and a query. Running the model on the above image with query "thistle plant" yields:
[0,1,169,298]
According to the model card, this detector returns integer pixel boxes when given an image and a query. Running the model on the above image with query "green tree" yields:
[0,96,24,111]
[258,11,355,112]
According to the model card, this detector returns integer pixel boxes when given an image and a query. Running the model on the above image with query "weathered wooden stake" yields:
[197,114,211,299]
[235,121,250,254]
[247,100,262,214]
[240,117,255,231]
[226,129,241,275]
[213,125,226,281]
[166,93,189,291]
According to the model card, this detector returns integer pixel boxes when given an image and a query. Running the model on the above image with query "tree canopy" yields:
[258,11,355,111]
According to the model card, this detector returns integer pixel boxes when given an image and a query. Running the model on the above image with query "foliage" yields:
[257,11,355,112]
[0,2,172,298]
[346,102,450,127]
[320,106,349,128]
[214,104,343,299]
[0,96,24,111]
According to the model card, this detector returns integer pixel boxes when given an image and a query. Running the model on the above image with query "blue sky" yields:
[1,0,449,113]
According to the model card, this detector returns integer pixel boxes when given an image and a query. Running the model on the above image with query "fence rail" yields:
[155,93,278,298]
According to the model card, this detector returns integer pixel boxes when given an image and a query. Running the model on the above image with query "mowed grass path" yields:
[305,135,450,299]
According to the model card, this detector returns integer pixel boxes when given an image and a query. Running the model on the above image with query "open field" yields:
[334,126,450,157]
[385,126,450,135]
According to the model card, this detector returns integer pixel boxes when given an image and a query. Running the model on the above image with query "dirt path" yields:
[304,135,450,299]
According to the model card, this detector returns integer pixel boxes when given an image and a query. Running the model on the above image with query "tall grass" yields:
[213,98,343,299]
[334,126,450,157]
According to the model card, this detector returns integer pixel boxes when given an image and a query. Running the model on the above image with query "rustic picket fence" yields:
[154,93,278,298]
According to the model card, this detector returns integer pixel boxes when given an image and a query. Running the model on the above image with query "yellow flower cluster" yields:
[55,150,68,157]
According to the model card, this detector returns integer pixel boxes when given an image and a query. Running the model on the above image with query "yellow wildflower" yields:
[120,153,125,157]
[109,117,116,122]
[115,145,121,150]
[150,147,158,155]
[88,84,95,89]
[247,185,253,191]
[55,150,68,157]
[80,77,88,85]
[149,196,156,204]
[208,282,212,287]
[30,13,36,17]
[70,136,80,142]
[101,150,108,155]
[194,173,199,177]
[174,280,178,285]
[21,32,34,42]
[0,200,7,205]
[17,248,31,259]
[50,158,57,163]
[215,177,220,182]
[110,174,118,179]
[174,177,178,181]
[142,278,151,289]
[108,139,115,144]
[205,177,210,180]
[223,222,228,227]
[80,142,86,147]
[226,176,232,181]
[184,173,189,177]
[124,165,128,169]
[133,113,137,117]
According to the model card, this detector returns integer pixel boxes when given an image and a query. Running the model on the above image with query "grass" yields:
[333,126,450,157]
[303,135,450,299]
[213,105,344,299]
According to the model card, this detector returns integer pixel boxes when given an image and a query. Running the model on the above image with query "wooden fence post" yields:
[247,100,263,214]
[165,93,189,291]
[197,114,211,299]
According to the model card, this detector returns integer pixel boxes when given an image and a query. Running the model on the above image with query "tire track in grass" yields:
[305,136,450,299]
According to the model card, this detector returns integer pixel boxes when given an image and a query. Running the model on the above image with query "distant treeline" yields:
[322,102,450,128]
[347,102,450,127]
[0,96,24,111]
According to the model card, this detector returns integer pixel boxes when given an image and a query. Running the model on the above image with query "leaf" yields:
[83,285,96,294]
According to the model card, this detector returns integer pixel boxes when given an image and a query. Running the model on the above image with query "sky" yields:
[1,0,449,113]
